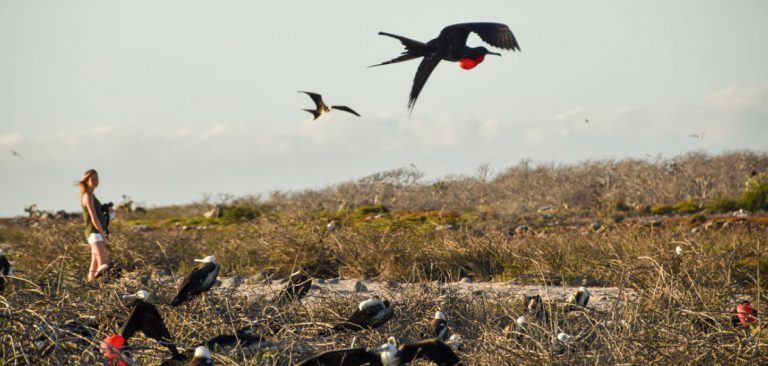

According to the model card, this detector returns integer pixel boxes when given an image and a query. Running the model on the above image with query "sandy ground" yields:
[206,275,632,312]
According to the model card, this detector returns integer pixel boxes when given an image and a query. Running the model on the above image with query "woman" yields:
[78,169,111,281]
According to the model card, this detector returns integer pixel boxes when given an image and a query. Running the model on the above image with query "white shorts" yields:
[87,233,105,245]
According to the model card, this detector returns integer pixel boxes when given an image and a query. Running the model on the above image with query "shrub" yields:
[673,200,701,214]
[706,197,741,213]
[741,172,768,211]
[650,204,675,215]
[222,206,260,222]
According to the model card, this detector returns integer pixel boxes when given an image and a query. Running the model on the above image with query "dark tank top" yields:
[81,194,105,239]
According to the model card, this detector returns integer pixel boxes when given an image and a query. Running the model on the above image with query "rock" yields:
[247,272,271,285]
[327,277,340,284]
[351,281,368,292]
[203,206,223,218]
[460,277,473,284]
[220,275,243,289]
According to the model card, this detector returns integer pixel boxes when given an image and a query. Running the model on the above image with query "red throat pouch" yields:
[459,55,485,70]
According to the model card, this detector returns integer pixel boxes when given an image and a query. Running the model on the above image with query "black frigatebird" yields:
[564,286,590,312]
[121,290,181,359]
[431,311,450,342]
[296,337,463,366]
[299,91,361,120]
[371,22,520,111]
[170,255,219,307]
[188,346,214,366]
[0,248,12,293]
[204,322,270,351]
[275,270,312,304]
[332,296,394,332]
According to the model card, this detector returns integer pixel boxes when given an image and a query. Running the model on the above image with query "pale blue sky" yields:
[1,1,767,216]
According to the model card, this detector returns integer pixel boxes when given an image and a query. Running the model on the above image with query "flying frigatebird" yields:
[371,22,520,112]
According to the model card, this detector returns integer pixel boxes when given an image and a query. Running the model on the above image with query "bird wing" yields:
[171,263,216,305]
[398,340,463,366]
[432,319,449,341]
[121,302,172,343]
[439,22,520,51]
[296,347,382,366]
[408,56,441,111]
[331,106,361,117]
[299,91,328,109]
[303,109,322,120]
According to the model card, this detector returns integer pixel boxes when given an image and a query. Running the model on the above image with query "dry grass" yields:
[1,151,767,365]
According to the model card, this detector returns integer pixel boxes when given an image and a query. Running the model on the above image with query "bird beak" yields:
[122,294,138,299]
[489,51,502,56]
[194,259,204,263]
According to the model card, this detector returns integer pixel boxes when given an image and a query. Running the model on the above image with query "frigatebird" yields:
[431,311,450,342]
[0,249,12,293]
[275,270,312,304]
[332,296,394,332]
[188,346,214,366]
[296,337,463,366]
[121,290,181,358]
[520,294,548,322]
[372,22,520,111]
[299,91,361,120]
[170,255,219,307]
[564,287,590,312]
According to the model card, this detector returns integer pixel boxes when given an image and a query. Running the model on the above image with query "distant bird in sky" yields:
[689,131,705,139]
[332,296,394,332]
[372,22,520,112]
[121,290,181,359]
[299,91,361,120]
[170,255,219,307]
[11,150,21,157]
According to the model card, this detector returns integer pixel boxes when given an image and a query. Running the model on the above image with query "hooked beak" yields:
[488,51,502,56]
[122,294,138,299]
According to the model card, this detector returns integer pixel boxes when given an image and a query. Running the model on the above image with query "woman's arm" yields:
[82,192,107,238]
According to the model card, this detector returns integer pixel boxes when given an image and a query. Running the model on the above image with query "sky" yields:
[1,0,767,217]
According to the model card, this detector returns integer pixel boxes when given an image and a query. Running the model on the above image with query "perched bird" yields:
[299,91,361,120]
[170,255,219,307]
[372,22,520,111]
[121,290,180,358]
[332,296,394,332]
[564,287,590,312]
[431,311,450,341]
[520,294,548,322]
[204,323,270,352]
[0,248,12,293]
[734,300,758,328]
[188,346,214,366]
[296,337,463,366]
[275,270,312,304]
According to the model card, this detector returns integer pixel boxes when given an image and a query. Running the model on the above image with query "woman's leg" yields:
[88,245,99,281]
[91,241,111,280]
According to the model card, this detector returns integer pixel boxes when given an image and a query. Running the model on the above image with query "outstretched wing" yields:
[439,22,520,51]
[299,91,327,109]
[296,347,382,366]
[121,302,173,344]
[408,56,441,111]
[398,340,463,366]
[331,106,361,117]
[303,109,322,120]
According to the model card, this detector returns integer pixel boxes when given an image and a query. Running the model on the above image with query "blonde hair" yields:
[78,169,98,196]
